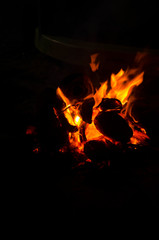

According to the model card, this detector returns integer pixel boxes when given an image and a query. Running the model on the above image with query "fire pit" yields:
[27,52,152,170]
[57,58,149,166]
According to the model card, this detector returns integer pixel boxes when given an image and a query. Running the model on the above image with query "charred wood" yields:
[99,98,122,112]
[80,97,95,123]
[79,123,87,142]
[94,111,133,143]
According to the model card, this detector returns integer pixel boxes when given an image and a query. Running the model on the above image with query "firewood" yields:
[80,97,95,123]
[79,123,87,142]
[94,111,133,142]
[99,98,122,112]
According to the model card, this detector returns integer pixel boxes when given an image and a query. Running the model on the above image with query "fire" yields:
[74,115,82,126]
[90,53,100,72]
[93,81,108,107]
[108,68,144,105]
[56,58,149,155]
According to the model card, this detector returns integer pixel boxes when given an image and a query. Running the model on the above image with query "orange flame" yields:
[108,68,144,105]
[90,53,100,72]
[93,81,108,107]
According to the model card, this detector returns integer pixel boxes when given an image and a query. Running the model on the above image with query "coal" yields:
[84,139,113,162]
[94,111,133,143]
[80,97,95,123]
[99,98,122,112]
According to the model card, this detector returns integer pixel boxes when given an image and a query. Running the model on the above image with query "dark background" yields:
[1,0,159,51]
[1,0,159,227]
[40,0,159,49]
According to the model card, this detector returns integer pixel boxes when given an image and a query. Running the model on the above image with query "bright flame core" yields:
[56,67,149,152]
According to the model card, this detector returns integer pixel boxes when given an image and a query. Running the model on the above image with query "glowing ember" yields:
[33,147,39,153]
[55,56,149,156]
[26,125,37,135]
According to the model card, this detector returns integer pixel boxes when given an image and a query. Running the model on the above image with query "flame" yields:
[90,53,100,72]
[56,63,149,153]
[74,115,82,126]
[56,87,71,107]
[56,87,83,150]
[107,68,144,105]
[85,122,103,141]
[93,81,108,107]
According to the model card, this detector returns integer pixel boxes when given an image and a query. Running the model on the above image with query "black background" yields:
[1,0,159,50]
[40,0,159,49]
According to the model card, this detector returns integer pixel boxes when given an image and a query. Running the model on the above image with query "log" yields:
[99,98,122,112]
[80,97,95,123]
[94,111,133,142]
[79,123,87,142]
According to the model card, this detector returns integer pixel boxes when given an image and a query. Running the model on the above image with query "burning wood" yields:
[98,98,122,112]
[55,64,149,157]
[80,98,95,123]
[94,111,133,143]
